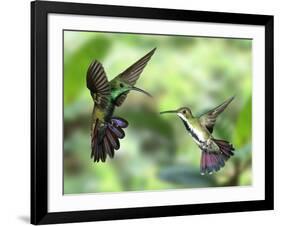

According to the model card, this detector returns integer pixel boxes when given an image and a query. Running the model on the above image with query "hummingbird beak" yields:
[160,110,178,115]
[131,86,152,97]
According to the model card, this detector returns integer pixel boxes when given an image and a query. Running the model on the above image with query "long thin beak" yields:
[131,86,152,97]
[160,110,178,115]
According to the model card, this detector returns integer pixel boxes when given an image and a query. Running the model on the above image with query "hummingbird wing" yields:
[86,60,110,108]
[199,96,234,133]
[110,48,156,106]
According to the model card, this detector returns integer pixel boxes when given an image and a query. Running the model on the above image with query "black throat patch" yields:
[180,118,201,142]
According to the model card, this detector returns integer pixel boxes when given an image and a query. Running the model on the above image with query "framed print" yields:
[31,0,274,224]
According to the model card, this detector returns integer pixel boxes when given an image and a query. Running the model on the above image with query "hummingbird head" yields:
[160,107,193,120]
[114,81,152,98]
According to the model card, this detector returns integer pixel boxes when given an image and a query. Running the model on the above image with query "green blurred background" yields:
[63,30,252,194]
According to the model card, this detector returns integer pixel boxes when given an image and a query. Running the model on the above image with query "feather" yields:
[200,138,234,174]
[103,136,114,158]
[106,129,120,150]
[110,48,156,106]
[199,96,234,133]
[111,117,128,128]
[108,124,125,139]
[86,60,110,108]
[90,117,127,162]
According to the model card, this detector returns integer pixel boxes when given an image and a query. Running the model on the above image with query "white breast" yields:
[177,113,206,144]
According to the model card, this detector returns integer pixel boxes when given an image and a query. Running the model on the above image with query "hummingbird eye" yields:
[120,83,124,88]
[182,110,186,114]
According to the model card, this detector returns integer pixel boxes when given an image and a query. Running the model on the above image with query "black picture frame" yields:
[31,0,274,224]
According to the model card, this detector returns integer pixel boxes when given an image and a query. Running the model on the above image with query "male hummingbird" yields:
[87,48,156,162]
[160,96,235,175]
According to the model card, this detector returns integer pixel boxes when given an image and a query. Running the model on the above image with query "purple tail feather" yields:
[200,139,235,175]
[91,117,128,162]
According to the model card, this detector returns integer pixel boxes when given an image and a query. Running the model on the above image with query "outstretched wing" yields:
[110,48,156,106]
[199,96,235,133]
[86,60,110,108]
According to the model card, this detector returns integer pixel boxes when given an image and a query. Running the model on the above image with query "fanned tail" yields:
[91,117,128,162]
[200,139,235,175]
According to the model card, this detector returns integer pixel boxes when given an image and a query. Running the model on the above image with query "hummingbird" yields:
[86,48,156,162]
[160,96,235,175]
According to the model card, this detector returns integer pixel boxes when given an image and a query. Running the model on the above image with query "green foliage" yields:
[64,33,111,104]
[158,164,217,187]
[63,31,252,194]
[233,97,252,148]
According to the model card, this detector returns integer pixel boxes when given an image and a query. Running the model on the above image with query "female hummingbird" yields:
[87,48,156,162]
[160,96,235,175]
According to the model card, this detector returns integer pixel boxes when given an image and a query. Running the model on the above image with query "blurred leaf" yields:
[64,36,111,104]
[120,110,177,149]
[158,164,217,187]
[232,97,252,148]
[234,143,251,159]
